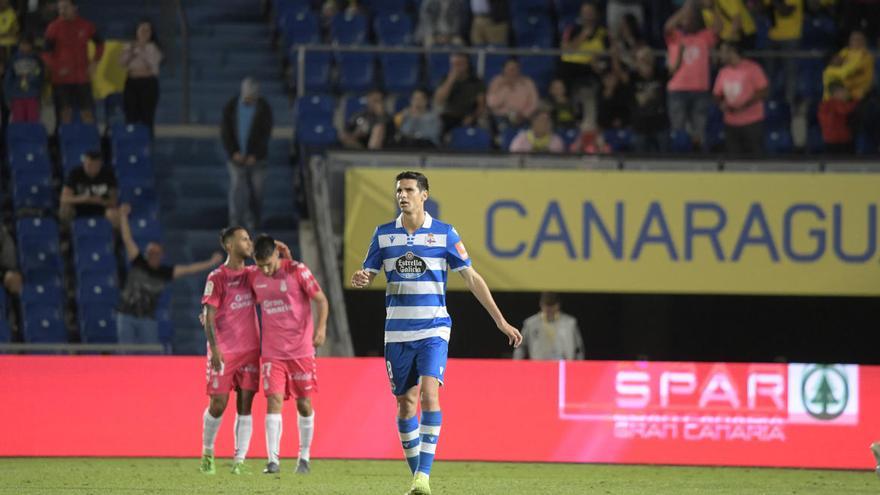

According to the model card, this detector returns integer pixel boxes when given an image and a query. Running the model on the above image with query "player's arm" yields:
[458,267,523,347]
[351,227,382,288]
[173,252,224,279]
[311,290,329,347]
[202,304,223,371]
[350,269,377,288]
[118,203,140,261]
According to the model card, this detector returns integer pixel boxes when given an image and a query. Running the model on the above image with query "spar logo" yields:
[395,251,427,279]
[799,365,850,421]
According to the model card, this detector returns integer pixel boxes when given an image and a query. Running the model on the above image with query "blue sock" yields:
[397,416,420,474]
[417,410,442,476]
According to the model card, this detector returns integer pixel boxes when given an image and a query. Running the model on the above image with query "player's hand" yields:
[313,328,326,348]
[210,351,224,373]
[198,311,206,328]
[498,321,523,348]
[209,252,224,265]
[119,203,132,217]
[350,269,371,288]
[245,155,257,166]
[275,240,292,259]
[232,152,244,164]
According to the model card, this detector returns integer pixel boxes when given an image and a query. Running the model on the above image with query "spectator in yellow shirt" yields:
[823,30,875,101]
[763,0,803,104]
[0,0,19,61]
[701,0,756,48]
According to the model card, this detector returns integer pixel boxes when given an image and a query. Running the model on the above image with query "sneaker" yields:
[871,442,880,478]
[199,453,215,475]
[407,472,431,495]
[295,459,311,474]
[263,462,280,474]
[231,461,252,475]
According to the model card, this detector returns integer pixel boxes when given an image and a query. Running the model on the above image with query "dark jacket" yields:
[221,96,273,161]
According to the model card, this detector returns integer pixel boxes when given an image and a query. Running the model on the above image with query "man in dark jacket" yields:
[221,77,273,232]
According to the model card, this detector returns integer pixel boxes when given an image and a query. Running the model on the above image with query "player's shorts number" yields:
[385,360,394,392]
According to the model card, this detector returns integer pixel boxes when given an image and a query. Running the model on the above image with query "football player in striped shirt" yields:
[351,171,522,495]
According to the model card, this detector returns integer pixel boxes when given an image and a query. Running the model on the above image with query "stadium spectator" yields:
[340,88,392,150]
[469,0,509,46]
[763,0,803,105]
[486,58,539,131]
[607,0,645,35]
[116,203,222,352]
[42,0,104,124]
[818,80,858,154]
[569,127,611,153]
[598,53,634,131]
[0,0,19,62]
[416,0,465,46]
[558,2,608,94]
[59,150,120,227]
[630,46,669,152]
[665,0,720,151]
[713,40,768,154]
[513,292,584,360]
[547,78,583,130]
[609,13,645,71]
[4,35,44,123]
[823,30,875,102]
[0,223,22,297]
[120,20,162,136]
[509,109,565,153]
[434,52,485,132]
[221,77,273,233]
[701,0,756,48]
[394,88,442,148]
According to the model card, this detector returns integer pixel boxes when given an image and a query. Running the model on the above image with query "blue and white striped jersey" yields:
[362,212,472,343]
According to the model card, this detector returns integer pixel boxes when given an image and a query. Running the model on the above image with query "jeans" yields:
[117,312,159,353]
[667,90,711,150]
[227,160,266,232]
[725,121,765,155]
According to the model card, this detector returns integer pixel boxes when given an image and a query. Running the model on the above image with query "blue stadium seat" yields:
[513,15,555,47]
[344,94,368,121]
[705,104,725,150]
[669,129,693,152]
[427,50,451,89]
[796,59,824,102]
[855,132,878,155]
[17,217,59,243]
[481,52,508,82]
[281,10,320,46]
[118,184,158,212]
[801,15,836,50]
[58,122,100,148]
[77,271,120,305]
[72,217,113,245]
[519,53,556,93]
[806,125,825,154]
[103,92,125,127]
[12,175,54,212]
[24,268,62,289]
[449,126,492,151]
[380,53,420,94]
[78,303,117,343]
[20,279,63,307]
[765,129,794,154]
[19,239,61,274]
[331,12,368,45]
[393,94,410,114]
[294,94,337,126]
[764,100,791,130]
[291,51,333,93]
[337,52,376,93]
[74,242,117,274]
[129,212,163,245]
[375,13,413,45]
[513,0,552,14]
[7,122,48,145]
[364,0,408,14]
[603,128,634,152]
[296,120,339,146]
[22,304,66,343]
[8,144,51,178]
[554,0,581,18]
[754,14,770,50]
[110,123,150,147]
[501,127,520,150]
[557,128,580,149]
[113,143,154,182]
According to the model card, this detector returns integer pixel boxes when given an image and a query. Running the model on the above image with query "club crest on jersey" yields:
[395,251,427,279]
[280,280,287,292]
[426,233,436,245]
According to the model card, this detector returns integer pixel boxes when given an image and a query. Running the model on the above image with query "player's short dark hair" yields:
[84,150,102,161]
[540,292,560,307]
[219,226,246,248]
[254,234,276,260]
[396,171,429,192]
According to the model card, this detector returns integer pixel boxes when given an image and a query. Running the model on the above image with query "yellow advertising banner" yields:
[344,167,880,296]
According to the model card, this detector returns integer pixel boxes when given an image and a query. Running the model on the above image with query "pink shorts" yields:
[261,356,318,400]
[205,350,261,396]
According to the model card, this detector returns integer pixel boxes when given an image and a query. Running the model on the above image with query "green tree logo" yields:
[802,365,849,420]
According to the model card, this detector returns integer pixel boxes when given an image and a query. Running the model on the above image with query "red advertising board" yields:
[0,356,875,469]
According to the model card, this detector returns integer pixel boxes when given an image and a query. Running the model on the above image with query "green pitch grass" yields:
[0,458,876,494]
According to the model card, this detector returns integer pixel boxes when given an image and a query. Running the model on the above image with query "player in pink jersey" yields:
[199,226,261,475]
[249,234,328,475]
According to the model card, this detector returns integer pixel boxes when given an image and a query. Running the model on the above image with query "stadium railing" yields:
[0,343,165,354]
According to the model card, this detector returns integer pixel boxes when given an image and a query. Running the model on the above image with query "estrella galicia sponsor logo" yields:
[801,364,849,421]
[395,251,427,279]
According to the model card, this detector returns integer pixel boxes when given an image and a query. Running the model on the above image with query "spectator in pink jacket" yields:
[712,40,768,154]
[486,57,539,131]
